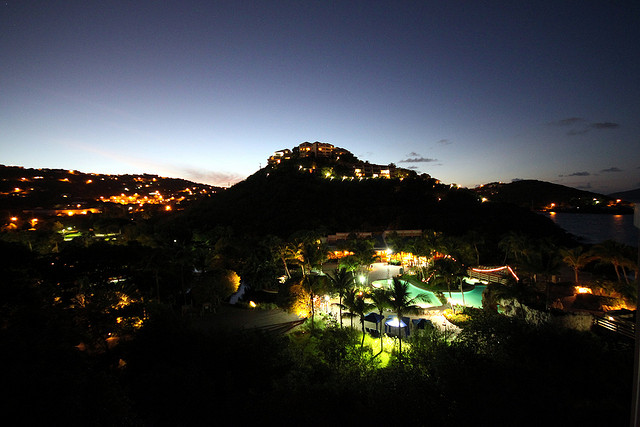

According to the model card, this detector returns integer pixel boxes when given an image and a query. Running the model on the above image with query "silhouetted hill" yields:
[187,168,573,244]
[610,188,640,204]
[474,180,633,213]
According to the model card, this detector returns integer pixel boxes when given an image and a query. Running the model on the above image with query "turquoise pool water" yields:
[372,278,486,308]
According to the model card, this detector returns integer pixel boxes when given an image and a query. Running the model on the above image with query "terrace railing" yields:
[593,315,635,340]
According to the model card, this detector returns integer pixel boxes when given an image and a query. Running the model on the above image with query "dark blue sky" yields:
[2,1,639,192]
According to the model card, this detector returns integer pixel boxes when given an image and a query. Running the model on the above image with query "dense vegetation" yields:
[187,166,574,241]
[1,163,638,424]
[3,288,632,425]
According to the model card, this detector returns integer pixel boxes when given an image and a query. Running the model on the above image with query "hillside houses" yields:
[267,141,415,179]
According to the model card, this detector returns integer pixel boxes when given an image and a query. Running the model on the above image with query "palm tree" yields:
[560,246,595,285]
[422,229,444,258]
[338,254,360,275]
[343,235,377,282]
[499,231,528,265]
[326,268,355,328]
[464,229,485,266]
[514,238,560,282]
[301,273,326,332]
[518,239,561,308]
[143,246,171,302]
[300,237,328,277]
[277,241,303,279]
[592,240,628,284]
[341,288,359,329]
[350,292,375,349]
[439,235,475,267]
[384,231,406,255]
[428,257,465,303]
[386,277,428,357]
[369,287,390,357]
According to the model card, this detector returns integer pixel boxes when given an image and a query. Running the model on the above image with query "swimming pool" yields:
[371,278,486,308]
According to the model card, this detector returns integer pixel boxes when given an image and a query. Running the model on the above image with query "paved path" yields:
[192,305,304,333]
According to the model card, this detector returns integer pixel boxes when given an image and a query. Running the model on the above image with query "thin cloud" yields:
[601,167,623,173]
[591,122,619,129]
[550,117,619,136]
[399,157,438,163]
[437,139,453,145]
[576,183,593,190]
[559,171,591,177]
[551,117,585,126]
[407,152,421,157]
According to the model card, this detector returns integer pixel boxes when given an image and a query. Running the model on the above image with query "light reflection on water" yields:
[543,212,638,247]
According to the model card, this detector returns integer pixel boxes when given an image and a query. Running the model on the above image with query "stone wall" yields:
[497,298,593,331]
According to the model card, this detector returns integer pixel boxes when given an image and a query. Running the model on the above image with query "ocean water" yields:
[542,212,638,247]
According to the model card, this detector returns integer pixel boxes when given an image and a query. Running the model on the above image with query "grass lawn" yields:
[361,332,398,367]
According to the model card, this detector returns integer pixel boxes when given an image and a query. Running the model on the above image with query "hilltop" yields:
[186,159,573,249]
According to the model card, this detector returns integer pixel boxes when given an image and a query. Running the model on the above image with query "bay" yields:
[542,212,638,247]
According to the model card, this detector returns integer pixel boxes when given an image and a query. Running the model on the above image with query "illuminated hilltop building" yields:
[268,142,414,179]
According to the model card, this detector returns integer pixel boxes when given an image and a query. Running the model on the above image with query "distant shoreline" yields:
[538,208,633,215]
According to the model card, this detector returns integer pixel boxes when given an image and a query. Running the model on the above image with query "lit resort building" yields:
[267,141,414,179]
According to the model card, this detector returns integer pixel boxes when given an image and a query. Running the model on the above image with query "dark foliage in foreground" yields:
[121,310,631,426]
[5,294,630,425]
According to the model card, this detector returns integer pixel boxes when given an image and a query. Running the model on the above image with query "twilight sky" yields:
[2,1,639,193]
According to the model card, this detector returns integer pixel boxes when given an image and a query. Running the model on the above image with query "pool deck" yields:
[325,262,465,333]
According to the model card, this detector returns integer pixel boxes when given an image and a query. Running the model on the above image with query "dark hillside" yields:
[610,188,640,204]
[186,168,572,242]
[475,179,633,213]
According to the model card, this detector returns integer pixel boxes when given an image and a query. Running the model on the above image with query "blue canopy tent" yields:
[384,316,410,338]
[364,312,385,336]
[412,318,434,330]
[364,312,384,323]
